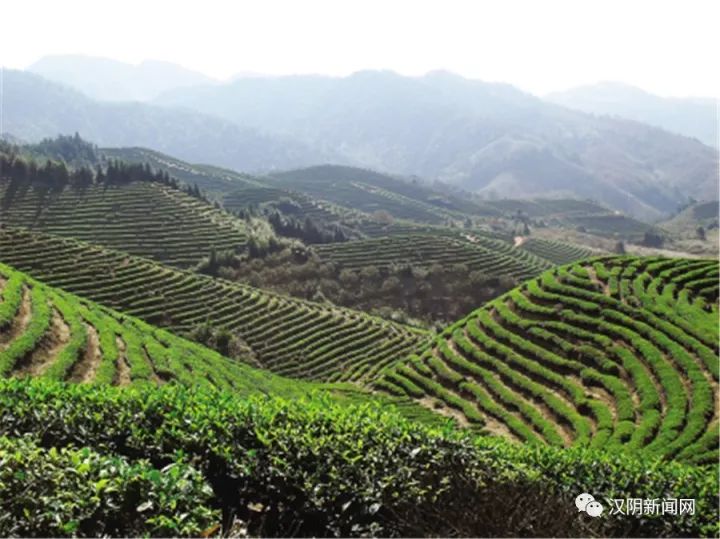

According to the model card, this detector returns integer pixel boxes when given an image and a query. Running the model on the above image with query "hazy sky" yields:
[1,0,718,97]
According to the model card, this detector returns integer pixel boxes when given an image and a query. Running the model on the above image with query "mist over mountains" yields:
[29,55,218,102]
[4,57,718,220]
[547,82,718,149]
[2,69,334,171]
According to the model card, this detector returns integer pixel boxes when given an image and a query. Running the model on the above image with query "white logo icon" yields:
[576,493,604,517]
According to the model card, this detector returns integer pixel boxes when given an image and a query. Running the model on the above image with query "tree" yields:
[696,226,706,241]
[614,241,626,254]
[642,231,664,248]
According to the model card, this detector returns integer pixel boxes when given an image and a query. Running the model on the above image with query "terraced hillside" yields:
[0,228,426,383]
[484,199,610,219]
[377,256,719,464]
[102,146,263,195]
[565,213,654,240]
[518,238,595,265]
[223,186,515,245]
[315,233,551,280]
[223,186,350,224]
[270,165,501,223]
[481,198,658,242]
[0,261,304,394]
[0,180,246,267]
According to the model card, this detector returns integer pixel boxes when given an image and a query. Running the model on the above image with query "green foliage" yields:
[378,255,719,466]
[0,230,424,383]
[0,285,51,376]
[0,378,716,537]
[0,261,326,398]
[518,237,594,265]
[0,435,217,537]
[0,168,246,268]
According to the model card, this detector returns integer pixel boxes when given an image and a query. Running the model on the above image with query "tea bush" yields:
[0,436,217,537]
[0,379,717,537]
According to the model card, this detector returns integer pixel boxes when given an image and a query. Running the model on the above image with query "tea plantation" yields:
[0,228,426,383]
[0,379,716,537]
[315,233,551,279]
[0,261,312,393]
[0,179,246,268]
[0,253,718,537]
[518,237,595,266]
[378,256,719,465]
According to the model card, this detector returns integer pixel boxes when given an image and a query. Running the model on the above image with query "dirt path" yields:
[585,267,612,296]
[443,337,542,444]
[570,374,619,424]
[513,236,527,248]
[465,321,581,445]
[69,323,102,383]
[142,345,165,385]
[114,336,131,386]
[0,287,32,348]
[15,308,71,377]
[418,396,471,428]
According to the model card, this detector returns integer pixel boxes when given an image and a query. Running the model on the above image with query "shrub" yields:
[0,436,217,537]
[0,379,716,537]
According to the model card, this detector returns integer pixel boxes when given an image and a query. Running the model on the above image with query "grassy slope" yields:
[269,164,502,222]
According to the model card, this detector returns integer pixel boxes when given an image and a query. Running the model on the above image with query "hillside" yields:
[484,198,609,219]
[269,165,501,223]
[314,233,551,279]
[660,200,719,238]
[378,256,719,465]
[0,178,246,268]
[155,70,719,219]
[223,185,351,222]
[547,82,718,148]
[101,146,264,196]
[0,228,426,383]
[6,136,673,248]
[517,238,595,266]
[0,261,307,394]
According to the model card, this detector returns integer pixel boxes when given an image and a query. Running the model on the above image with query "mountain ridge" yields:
[28,54,218,102]
[5,67,718,220]
[547,81,718,148]
[153,70,718,219]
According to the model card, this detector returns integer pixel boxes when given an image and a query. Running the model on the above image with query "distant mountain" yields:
[29,55,217,101]
[2,69,334,172]
[154,70,719,219]
[6,66,718,220]
[546,82,718,148]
